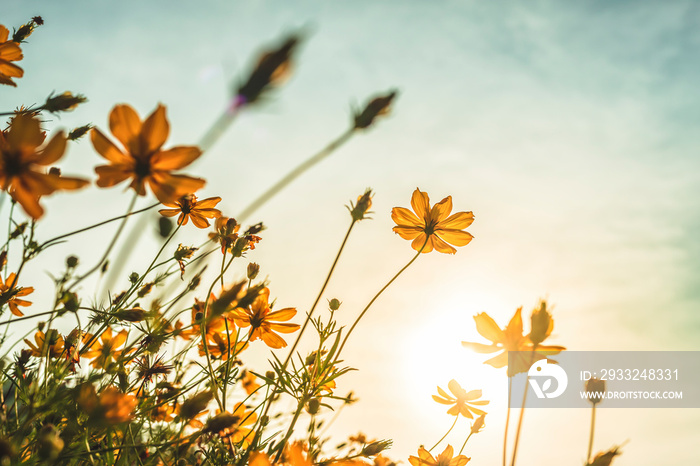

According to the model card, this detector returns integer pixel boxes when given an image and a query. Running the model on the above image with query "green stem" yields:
[430,415,458,452]
[335,240,426,362]
[69,193,140,290]
[459,431,474,455]
[237,128,355,223]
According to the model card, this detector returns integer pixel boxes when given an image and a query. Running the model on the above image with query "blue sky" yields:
[3,1,700,464]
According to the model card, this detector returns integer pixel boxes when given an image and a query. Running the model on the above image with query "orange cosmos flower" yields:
[199,331,248,361]
[0,114,89,219]
[240,370,260,395]
[432,380,488,419]
[91,104,204,203]
[392,188,474,254]
[461,307,565,377]
[24,330,64,358]
[409,445,470,466]
[78,384,137,424]
[213,403,258,448]
[0,25,23,87]
[159,193,222,228]
[82,327,131,370]
[209,216,240,253]
[0,273,33,316]
[233,287,299,349]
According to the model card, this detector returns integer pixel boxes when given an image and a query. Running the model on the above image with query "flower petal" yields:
[461,341,500,354]
[410,188,430,220]
[391,206,422,227]
[436,229,473,247]
[431,195,452,223]
[151,146,202,170]
[91,128,131,164]
[32,131,67,165]
[109,104,142,154]
[440,211,474,230]
[473,313,504,344]
[140,104,169,154]
[393,225,423,240]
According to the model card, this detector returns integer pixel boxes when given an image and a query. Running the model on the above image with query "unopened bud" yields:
[180,391,213,420]
[115,307,146,323]
[43,91,87,113]
[470,414,486,434]
[204,412,240,433]
[354,90,397,129]
[37,424,64,460]
[68,124,93,141]
[361,440,392,457]
[528,300,553,346]
[247,262,260,280]
[585,377,606,405]
[348,188,373,221]
[329,298,341,311]
[306,398,321,415]
[66,255,79,268]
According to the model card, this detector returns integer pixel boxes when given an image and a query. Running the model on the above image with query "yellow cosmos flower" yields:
[392,188,474,254]
[0,114,89,219]
[432,380,488,419]
[461,307,565,377]
[0,25,23,87]
[82,327,131,370]
[0,273,33,316]
[159,193,222,228]
[24,330,64,358]
[233,287,299,349]
[408,445,470,466]
[91,104,205,204]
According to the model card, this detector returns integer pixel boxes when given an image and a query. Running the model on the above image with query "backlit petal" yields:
[391,206,422,227]
[392,225,423,240]
[431,196,452,223]
[140,104,169,154]
[473,313,504,344]
[410,188,430,220]
[436,229,473,247]
[151,146,202,170]
[439,211,474,230]
[109,104,142,152]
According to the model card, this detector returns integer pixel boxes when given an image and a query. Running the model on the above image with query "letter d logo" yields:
[528,359,568,399]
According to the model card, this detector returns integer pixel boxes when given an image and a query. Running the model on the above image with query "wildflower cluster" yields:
[0,16,626,466]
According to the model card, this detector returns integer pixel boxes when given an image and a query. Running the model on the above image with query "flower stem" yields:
[334,240,425,363]
[459,431,474,456]
[69,193,139,290]
[237,128,355,222]
[587,404,597,463]
[249,220,356,455]
[510,350,536,466]
[503,376,512,466]
[430,415,458,452]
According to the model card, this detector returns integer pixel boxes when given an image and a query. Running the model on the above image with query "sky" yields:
[3,1,700,464]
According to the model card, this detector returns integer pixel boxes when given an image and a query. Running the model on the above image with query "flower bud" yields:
[528,300,553,346]
[43,91,87,113]
[306,398,321,415]
[247,262,260,280]
[66,255,79,268]
[265,371,275,380]
[37,425,64,460]
[204,412,240,433]
[115,307,147,323]
[354,90,397,129]
[585,377,606,405]
[236,34,302,106]
[471,414,486,434]
[328,298,341,311]
[158,216,174,238]
[348,189,373,221]
[361,440,392,457]
[180,391,213,420]
[68,124,93,141]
